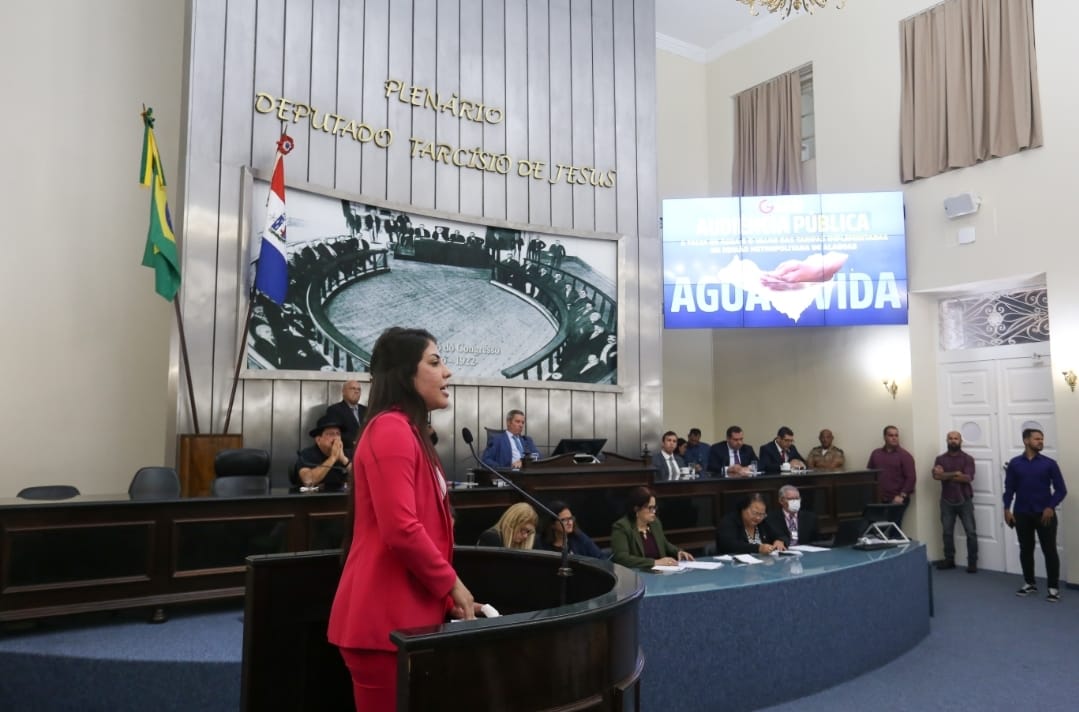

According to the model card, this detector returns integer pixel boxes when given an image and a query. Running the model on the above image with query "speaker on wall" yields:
[944,192,981,219]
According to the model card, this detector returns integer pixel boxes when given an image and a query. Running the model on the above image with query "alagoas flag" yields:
[139,107,181,301]
[254,133,294,304]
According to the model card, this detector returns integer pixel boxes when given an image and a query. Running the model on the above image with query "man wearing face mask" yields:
[766,485,819,548]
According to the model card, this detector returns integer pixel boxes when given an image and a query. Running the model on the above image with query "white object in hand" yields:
[479,603,501,618]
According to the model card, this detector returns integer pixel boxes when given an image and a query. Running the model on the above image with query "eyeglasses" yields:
[518,528,536,536]
[558,516,575,524]
[748,509,767,519]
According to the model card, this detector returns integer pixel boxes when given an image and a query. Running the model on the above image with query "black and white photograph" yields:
[245,180,619,384]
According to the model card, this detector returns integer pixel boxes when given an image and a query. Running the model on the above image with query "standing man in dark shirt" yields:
[1004,428,1067,601]
[325,380,366,452]
[932,431,977,572]
[866,425,916,525]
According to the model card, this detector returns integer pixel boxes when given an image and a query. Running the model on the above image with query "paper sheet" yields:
[791,544,830,553]
[733,554,762,564]
[680,561,723,570]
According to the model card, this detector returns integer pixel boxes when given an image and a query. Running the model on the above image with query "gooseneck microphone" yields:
[461,427,573,606]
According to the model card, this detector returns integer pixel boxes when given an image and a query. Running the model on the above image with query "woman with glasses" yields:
[717,493,786,555]
[536,499,604,558]
[610,486,694,569]
[477,502,539,549]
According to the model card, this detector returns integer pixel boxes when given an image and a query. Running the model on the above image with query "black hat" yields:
[309,415,344,437]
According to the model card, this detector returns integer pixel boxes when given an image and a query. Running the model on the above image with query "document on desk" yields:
[651,565,689,573]
[680,561,723,570]
[791,545,830,553]
[733,554,762,564]
[713,555,734,562]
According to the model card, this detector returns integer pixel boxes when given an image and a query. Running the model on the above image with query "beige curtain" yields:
[732,70,803,196]
[899,0,1042,183]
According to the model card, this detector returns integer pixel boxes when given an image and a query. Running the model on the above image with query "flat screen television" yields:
[551,438,607,456]
[662,191,907,328]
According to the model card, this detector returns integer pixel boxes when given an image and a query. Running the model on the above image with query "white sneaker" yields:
[1047,588,1060,603]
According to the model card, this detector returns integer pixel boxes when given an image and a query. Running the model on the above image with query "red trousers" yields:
[339,648,397,711]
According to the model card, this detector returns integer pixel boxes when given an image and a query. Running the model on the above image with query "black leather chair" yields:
[129,467,181,500]
[17,485,81,500]
[211,475,270,497]
[213,448,271,478]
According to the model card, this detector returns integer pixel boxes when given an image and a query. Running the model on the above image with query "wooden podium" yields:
[241,548,644,711]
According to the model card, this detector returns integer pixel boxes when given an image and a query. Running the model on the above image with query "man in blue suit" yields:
[482,409,540,469]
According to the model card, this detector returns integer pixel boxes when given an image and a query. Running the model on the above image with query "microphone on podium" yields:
[461,427,573,606]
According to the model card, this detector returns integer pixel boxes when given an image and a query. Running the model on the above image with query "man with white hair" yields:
[766,485,819,547]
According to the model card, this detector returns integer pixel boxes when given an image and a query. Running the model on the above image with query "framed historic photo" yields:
[239,171,621,387]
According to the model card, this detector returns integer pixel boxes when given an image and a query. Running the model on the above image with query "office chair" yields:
[213,448,271,478]
[211,475,270,497]
[17,485,81,500]
[129,467,181,500]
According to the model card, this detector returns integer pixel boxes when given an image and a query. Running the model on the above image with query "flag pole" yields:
[221,126,293,434]
[221,291,255,434]
[172,295,202,435]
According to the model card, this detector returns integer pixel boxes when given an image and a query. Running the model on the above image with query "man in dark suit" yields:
[324,380,366,452]
[652,431,686,481]
[482,409,539,469]
[766,485,819,547]
[758,426,806,474]
[707,425,758,477]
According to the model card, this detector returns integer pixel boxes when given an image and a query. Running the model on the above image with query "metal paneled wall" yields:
[181,0,660,479]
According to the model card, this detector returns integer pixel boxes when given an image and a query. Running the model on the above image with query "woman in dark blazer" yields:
[717,493,787,555]
[610,486,694,570]
[536,500,604,558]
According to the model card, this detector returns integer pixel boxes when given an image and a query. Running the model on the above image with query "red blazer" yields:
[328,410,457,652]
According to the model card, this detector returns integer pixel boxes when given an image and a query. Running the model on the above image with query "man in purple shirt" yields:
[932,431,977,573]
[866,425,916,525]
[1004,428,1067,602]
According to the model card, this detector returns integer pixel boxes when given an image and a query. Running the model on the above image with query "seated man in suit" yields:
[707,425,758,477]
[758,426,807,474]
[651,431,686,481]
[766,485,819,547]
[323,380,366,452]
[482,409,540,469]
[291,416,351,490]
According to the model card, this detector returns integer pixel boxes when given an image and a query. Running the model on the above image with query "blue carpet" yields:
[2,569,1075,711]
[760,569,1079,712]
[0,604,243,712]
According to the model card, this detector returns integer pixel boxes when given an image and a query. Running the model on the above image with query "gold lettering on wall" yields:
[253,85,616,188]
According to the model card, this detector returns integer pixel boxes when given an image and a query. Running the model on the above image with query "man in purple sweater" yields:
[866,425,916,525]
[1004,428,1067,602]
[932,431,977,572]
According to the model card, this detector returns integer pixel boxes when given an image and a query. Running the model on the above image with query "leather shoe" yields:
[966,563,977,573]
[935,559,956,570]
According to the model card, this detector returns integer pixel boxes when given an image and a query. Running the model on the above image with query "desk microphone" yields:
[461,427,573,606]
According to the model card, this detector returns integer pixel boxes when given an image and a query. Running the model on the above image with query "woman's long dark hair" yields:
[341,327,443,562]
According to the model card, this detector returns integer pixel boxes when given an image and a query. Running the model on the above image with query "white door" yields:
[937,346,1061,577]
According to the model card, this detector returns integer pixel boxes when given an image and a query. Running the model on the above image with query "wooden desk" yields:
[450,467,878,551]
[0,490,346,622]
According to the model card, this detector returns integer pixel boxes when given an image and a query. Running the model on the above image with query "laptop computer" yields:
[828,518,868,548]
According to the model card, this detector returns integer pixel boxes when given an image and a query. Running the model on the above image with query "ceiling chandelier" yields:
[738,0,846,18]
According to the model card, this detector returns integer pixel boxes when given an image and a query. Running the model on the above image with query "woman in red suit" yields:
[328,327,480,710]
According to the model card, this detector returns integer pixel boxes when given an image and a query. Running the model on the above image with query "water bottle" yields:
[750,461,758,476]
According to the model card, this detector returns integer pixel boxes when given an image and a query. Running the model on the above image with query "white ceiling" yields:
[654,1,786,62]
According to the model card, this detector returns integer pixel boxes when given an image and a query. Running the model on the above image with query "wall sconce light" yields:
[1063,370,1077,392]
[882,379,898,399]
